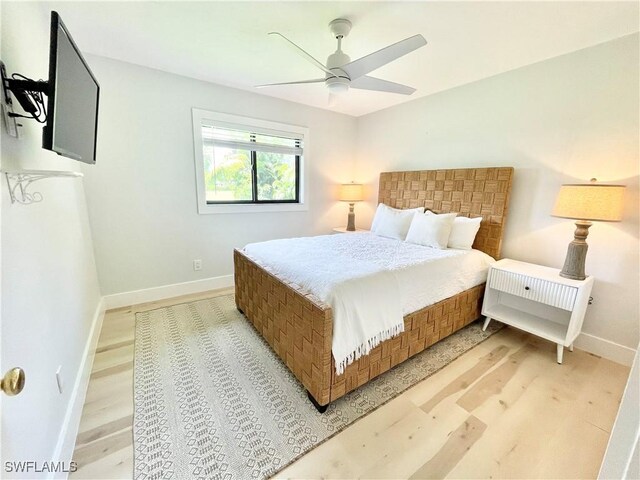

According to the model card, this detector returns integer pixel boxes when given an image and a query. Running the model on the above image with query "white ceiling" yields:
[39,1,639,117]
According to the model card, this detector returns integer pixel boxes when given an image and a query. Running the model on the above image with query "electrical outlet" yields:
[193,259,202,271]
[55,366,63,394]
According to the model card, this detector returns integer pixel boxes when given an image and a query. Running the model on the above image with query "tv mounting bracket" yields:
[1,61,50,137]
[1,61,82,206]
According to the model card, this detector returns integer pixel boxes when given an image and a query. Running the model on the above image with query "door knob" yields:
[1,367,25,396]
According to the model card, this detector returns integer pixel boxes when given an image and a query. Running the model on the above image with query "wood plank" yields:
[456,343,536,413]
[73,429,133,468]
[279,397,417,479]
[409,415,487,479]
[95,339,134,354]
[420,345,510,413]
[536,411,612,479]
[90,361,133,380]
[72,446,133,480]
[75,415,133,447]
[77,396,134,435]
[404,327,530,408]
[576,356,630,432]
[92,344,135,372]
[353,401,470,479]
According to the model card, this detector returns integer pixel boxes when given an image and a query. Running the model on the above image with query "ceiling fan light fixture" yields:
[326,76,349,93]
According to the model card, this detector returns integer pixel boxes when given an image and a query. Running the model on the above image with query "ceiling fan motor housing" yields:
[326,47,351,93]
[326,51,351,72]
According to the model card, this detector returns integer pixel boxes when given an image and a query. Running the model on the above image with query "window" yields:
[192,110,308,214]
[202,126,300,203]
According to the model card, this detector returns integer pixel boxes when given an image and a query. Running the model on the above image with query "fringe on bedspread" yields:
[334,322,405,376]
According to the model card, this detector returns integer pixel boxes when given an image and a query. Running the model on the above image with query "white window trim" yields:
[192,108,309,214]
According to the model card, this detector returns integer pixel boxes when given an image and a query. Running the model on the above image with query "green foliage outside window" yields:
[256,152,296,201]
[204,147,297,202]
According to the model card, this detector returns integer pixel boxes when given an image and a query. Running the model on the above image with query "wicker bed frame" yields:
[234,167,514,410]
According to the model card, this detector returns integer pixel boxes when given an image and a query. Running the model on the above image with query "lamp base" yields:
[559,221,591,281]
[346,203,356,231]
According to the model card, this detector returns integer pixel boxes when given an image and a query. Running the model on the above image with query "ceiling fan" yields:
[257,19,427,102]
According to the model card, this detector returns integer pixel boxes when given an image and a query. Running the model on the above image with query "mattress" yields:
[243,232,495,315]
[244,232,496,374]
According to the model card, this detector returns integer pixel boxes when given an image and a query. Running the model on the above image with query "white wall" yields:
[0,2,103,477]
[82,55,356,296]
[85,35,638,358]
[355,34,639,356]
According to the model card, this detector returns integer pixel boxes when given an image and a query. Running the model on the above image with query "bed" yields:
[234,167,514,410]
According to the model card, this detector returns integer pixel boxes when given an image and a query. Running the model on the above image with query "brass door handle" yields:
[1,367,25,396]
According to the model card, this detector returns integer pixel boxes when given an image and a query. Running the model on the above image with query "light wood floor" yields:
[71,288,630,479]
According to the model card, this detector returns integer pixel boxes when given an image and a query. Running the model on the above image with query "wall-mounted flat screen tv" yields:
[42,11,100,164]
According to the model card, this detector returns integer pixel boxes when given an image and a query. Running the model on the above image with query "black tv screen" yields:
[43,11,99,164]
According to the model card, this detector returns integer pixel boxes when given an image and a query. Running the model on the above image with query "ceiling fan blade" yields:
[341,34,427,80]
[256,78,326,88]
[268,32,336,78]
[328,93,338,107]
[350,75,416,95]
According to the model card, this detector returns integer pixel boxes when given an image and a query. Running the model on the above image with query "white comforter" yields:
[243,233,495,375]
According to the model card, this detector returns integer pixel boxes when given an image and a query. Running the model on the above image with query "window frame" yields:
[192,109,309,214]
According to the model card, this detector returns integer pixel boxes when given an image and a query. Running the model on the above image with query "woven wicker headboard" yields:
[378,167,514,259]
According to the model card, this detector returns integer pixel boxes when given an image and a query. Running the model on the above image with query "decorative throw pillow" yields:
[405,212,456,248]
[426,211,482,250]
[371,204,423,234]
[373,208,421,240]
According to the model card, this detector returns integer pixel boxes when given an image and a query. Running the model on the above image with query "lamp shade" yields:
[552,183,625,222]
[339,183,364,202]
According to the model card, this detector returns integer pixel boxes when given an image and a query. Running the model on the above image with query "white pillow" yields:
[449,216,482,250]
[371,204,423,234]
[405,212,456,249]
[426,211,482,250]
[370,203,387,232]
[374,208,420,240]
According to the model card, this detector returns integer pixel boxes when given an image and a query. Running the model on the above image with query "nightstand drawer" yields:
[489,268,578,311]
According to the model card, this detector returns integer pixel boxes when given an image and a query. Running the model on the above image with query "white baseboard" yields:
[50,297,106,479]
[575,332,637,366]
[103,275,234,310]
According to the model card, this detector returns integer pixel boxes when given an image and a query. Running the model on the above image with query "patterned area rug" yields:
[133,294,501,479]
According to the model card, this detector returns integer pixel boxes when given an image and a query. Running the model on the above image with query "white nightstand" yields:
[482,259,594,364]
[332,227,368,234]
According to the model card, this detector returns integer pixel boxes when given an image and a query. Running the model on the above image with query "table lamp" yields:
[339,183,364,231]
[551,178,625,280]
